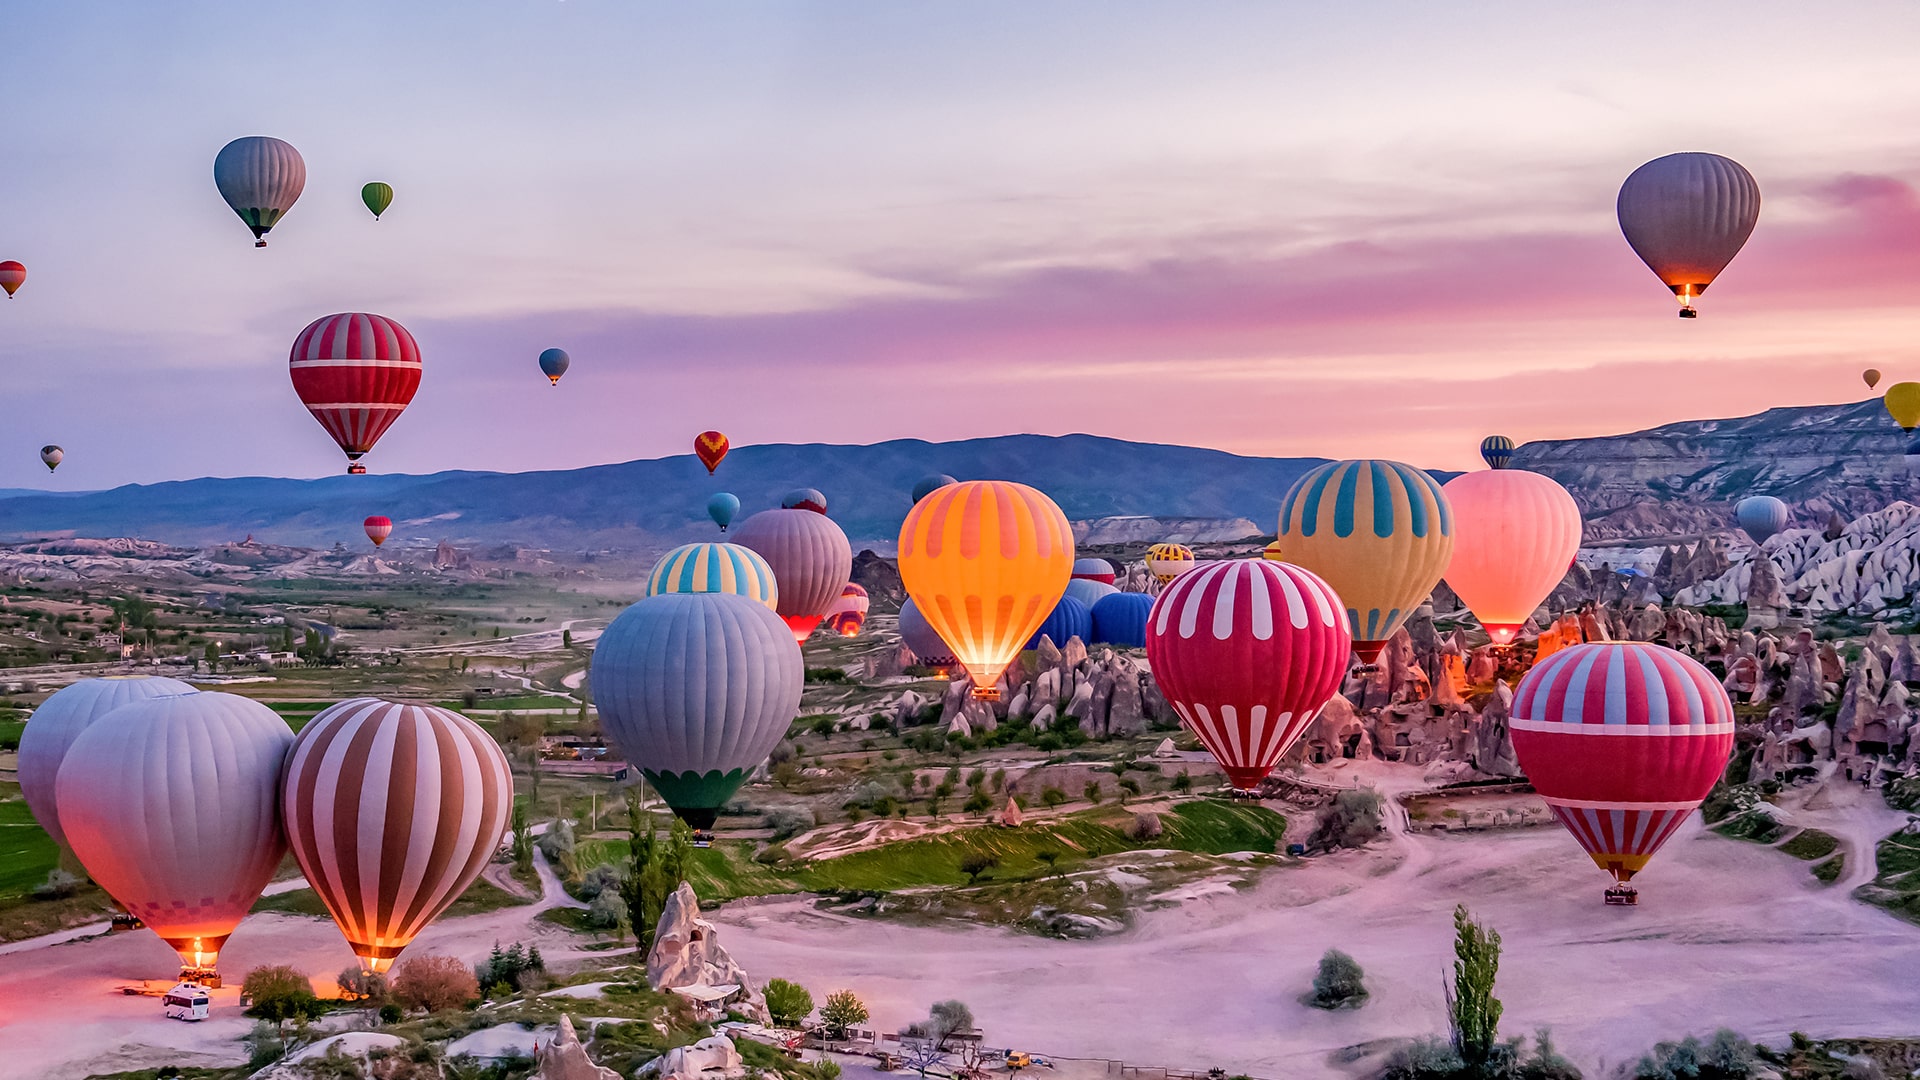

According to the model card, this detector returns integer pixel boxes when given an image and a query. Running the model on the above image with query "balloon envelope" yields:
[1091,591,1155,648]
[898,597,959,668]
[1442,470,1583,646]
[823,582,870,636]
[1886,383,1920,431]
[39,445,62,472]
[58,691,292,973]
[732,508,853,643]
[281,699,511,972]
[1510,643,1733,884]
[1261,540,1284,561]
[782,488,827,514]
[17,676,196,852]
[1026,595,1092,650]
[695,431,729,474]
[1616,152,1760,313]
[646,542,780,611]
[538,348,570,386]
[361,181,393,219]
[707,492,740,531]
[0,260,24,297]
[1734,495,1789,546]
[898,481,1073,695]
[364,515,393,546]
[1145,560,1351,788]
[591,592,803,827]
[1071,557,1117,585]
[1865,368,1883,390]
[213,136,306,246]
[1146,543,1195,583]
[1479,435,1514,470]
[290,313,421,471]
[912,474,958,504]
[1064,578,1119,611]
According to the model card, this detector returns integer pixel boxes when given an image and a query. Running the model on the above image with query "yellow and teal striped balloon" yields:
[645,543,779,611]
[1278,459,1453,664]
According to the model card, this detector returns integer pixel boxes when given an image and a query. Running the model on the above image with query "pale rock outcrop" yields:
[536,1015,621,1080]
[646,882,768,1023]
[639,1036,745,1080]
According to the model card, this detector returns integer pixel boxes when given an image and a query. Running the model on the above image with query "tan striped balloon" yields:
[280,698,512,972]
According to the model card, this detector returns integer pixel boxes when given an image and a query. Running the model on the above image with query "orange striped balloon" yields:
[280,698,512,973]
[897,480,1073,698]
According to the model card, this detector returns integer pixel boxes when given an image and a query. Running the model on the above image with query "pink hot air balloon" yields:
[732,507,853,643]
[1144,559,1351,788]
[363,515,393,547]
[1441,469,1583,646]
[823,582,870,636]
[1511,643,1734,902]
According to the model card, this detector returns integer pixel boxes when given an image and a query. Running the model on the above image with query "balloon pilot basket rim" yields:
[692,830,716,848]
[1604,884,1639,906]
[178,965,221,989]
[971,686,1001,701]
[347,463,367,475]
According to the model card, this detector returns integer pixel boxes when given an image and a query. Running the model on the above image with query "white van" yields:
[162,982,211,1021]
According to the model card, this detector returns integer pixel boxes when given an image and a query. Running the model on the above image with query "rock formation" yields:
[646,882,769,1023]
[639,1036,746,1080]
[537,1015,621,1080]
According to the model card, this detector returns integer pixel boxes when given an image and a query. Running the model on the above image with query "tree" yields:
[958,852,999,884]
[1083,780,1103,804]
[336,967,389,1006]
[927,999,974,1049]
[563,629,574,649]
[1040,786,1067,808]
[1628,1029,1755,1080]
[511,798,533,875]
[1310,788,1384,851]
[1035,850,1061,876]
[242,965,319,1031]
[393,954,480,1012]
[819,990,870,1040]
[588,889,629,934]
[764,978,815,1027]
[204,641,219,672]
[1307,949,1367,1010]
[539,818,578,881]
[623,795,679,953]
[1446,905,1503,1072]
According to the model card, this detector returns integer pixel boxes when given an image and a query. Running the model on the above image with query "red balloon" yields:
[364,516,392,547]
[695,430,729,474]
[1145,559,1351,788]
[290,313,421,474]
[1511,643,1733,886]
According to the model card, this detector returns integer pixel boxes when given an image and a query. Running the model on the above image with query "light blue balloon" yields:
[707,492,740,532]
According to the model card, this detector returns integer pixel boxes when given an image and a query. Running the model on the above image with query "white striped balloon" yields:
[17,675,196,852]
[280,698,513,973]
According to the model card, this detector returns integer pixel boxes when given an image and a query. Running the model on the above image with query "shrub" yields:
[1083,780,1103,803]
[379,1003,404,1025]
[588,889,630,931]
[246,1019,287,1069]
[764,978,815,1027]
[811,715,837,737]
[1627,1029,1757,1080]
[766,807,816,840]
[1041,786,1068,808]
[242,965,320,1023]
[962,790,992,814]
[1130,811,1163,840]
[336,967,389,1004]
[819,989,870,1039]
[1310,788,1383,850]
[577,861,625,901]
[1306,949,1367,1009]
[34,868,80,900]
[393,954,480,1012]
[1172,770,1192,792]
[958,853,999,884]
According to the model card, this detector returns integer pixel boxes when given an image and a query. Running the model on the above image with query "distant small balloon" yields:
[1734,496,1788,546]
[782,488,827,514]
[912,474,957,504]
[39,445,62,472]
[0,260,24,298]
[695,431,729,474]
[1864,368,1883,390]
[1479,435,1514,470]
[364,515,392,547]
[361,182,393,220]
[707,492,740,531]
[538,348,570,386]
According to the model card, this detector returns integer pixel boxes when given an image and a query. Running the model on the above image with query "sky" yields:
[7,1,1920,489]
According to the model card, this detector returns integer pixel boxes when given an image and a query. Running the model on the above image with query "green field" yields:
[0,783,59,900]
[575,800,1287,901]
[1857,831,1920,925]
[445,695,578,711]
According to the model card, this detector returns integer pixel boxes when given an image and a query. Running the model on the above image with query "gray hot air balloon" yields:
[1063,577,1119,611]
[898,596,959,668]
[39,445,62,472]
[1735,495,1790,546]
[56,691,292,982]
[15,675,196,853]
[590,591,803,829]
[213,136,307,247]
[731,506,853,643]
[912,473,958,504]
[1617,152,1760,317]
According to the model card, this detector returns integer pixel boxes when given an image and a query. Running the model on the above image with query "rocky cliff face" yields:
[1516,399,1913,541]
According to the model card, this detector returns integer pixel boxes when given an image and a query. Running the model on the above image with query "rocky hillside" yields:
[1514,398,1911,541]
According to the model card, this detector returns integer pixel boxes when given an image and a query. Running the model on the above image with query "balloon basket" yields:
[692,830,715,849]
[179,966,221,989]
[1604,885,1638,906]
[347,463,367,475]
[1677,307,1697,319]
[254,241,267,249]
[109,912,145,933]
[971,686,1001,701]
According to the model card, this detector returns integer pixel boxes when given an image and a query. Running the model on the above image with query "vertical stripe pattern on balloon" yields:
[646,542,780,610]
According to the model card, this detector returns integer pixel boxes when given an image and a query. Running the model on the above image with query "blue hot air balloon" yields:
[1064,578,1118,611]
[1480,435,1515,470]
[899,597,958,668]
[589,592,802,828]
[1091,592,1155,648]
[912,474,957,505]
[1734,495,1789,546]
[707,492,740,532]
[538,348,570,386]
[1025,595,1092,650]
[781,488,827,514]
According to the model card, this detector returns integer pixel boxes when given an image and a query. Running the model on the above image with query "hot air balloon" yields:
[899,480,1073,697]
[213,136,306,247]
[0,260,24,298]
[1617,152,1760,317]
[290,313,421,473]
[591,592,802,828]
[16,676,196,854]
[646,542,780,611]
[538,347,570,386]
[1734,495,1789,546]
[733,508,853,643]
[1026,595,1092,650]
[364,515,393,547]
[1262,540,1284,561]
[1442,470,1582,647]
[1479,435,1514,470]
[1071,557,1117,585]
[1279,459,1454,665]
[912,474,957,504]
[1145,560,1351,788]
[1146,543,1196,584]
[1905,433,1920,477]
[361,182,393,220]
[281,698,511,972]
[899,597,960,670]
[1510,643,1734,902]
[782,488,827,514]
[1091,591,1155,648]
[707,492,740,532]
[1865,369,1883,390]
[694,431,729,474]
[1064,578,1119,611]
[823,582,870,636]
[58,692,292,981]
[39,445,61,472]
[1886,383,1920,432]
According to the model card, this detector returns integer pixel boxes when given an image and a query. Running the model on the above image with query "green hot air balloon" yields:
[361,182,393,220]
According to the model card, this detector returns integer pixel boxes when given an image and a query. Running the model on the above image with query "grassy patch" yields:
[0,783,60,900]
[1712,811,1787,845]
[1779,828,1841,861]
[443,695,576,711]
[1855,832,1920,925]
[252,875,529,918]
[1812,853,1845,885]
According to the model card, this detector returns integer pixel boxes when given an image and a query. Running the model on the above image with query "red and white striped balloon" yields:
[290,313,421,473]
[1511,642,1734,885]
[1145,559,1351,788]
[363,516,393,547]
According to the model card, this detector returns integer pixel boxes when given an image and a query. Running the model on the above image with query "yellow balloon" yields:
[1145,542,1195,583]
[1885,382,1920,431]
[1278,459,1454,664]
[898,481,1073,698]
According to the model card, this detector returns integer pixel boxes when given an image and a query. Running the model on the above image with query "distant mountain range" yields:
[0,435,1328,554]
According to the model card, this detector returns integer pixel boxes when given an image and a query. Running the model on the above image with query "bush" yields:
[242,965,320,1023]
[1379,1036,1465,1079]
[1306,949,1367,1009]
[577,861,625,900]
[819,989,870,1039]
[766,807,816,840]
[588,889,630,931]
[34,868,80,900]
[1129,812,1163,840]
[1041,786,1068,808]
[538,818,576,862]
[959,852,1000,883]
[962,790,993,814]
[379,1003,404,1025]
[393,954,481,1012]
[1172,770,1192,792]
[1310,788,1384,850]
[1627,1029,1757,1080]
[764,978,815,1027]
[337,967,389,1004]
[246,1019,287,1069]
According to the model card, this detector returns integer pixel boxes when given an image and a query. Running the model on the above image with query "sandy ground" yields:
[715,766,1920,1079]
